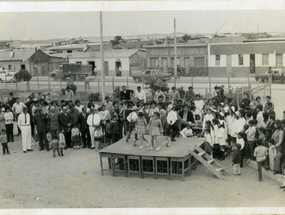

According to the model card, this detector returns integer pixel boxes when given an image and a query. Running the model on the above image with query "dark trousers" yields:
[5,124,14,142]
[112,133,120,144]
[81,127,91,148]
[31,121,35,138]
[213,144,221,158]
[245,140,255,160]
[126,122,138,141]
[65,131,72,148]
[1,142,9,154]
[38,131,49,150]
[50,130,60,139]
[119,120,124,139]
[240,147,245,167]
[170,121,180,139]
[257,161,264,180]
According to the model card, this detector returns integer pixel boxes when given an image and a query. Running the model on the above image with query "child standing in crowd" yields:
[0,129,9,155]
[71,125,81,150]
[148,112,163,151]
[268,139,277,171]
[136,112,149,149]
[51,136,60,157]
[180,124,193,137]
[232,143,242,176]
[245,119,256,163]
[126,106,139,145]
[217,120,226,161]
[94,126,104,151]
[254,139,268,182]
[109,115,120,144]
[59,129,66,156]
[204,128,213,156]
[236,132,245,167]
[46,131,52,150]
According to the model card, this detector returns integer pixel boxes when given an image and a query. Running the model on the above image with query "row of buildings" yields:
[1,38,285,77]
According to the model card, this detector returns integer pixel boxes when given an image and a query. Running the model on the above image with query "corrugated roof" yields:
[0,49,35,61]
[63,49,142,59]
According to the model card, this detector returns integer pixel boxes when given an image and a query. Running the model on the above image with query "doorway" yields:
[115,60,121,76]
[250,54,255,74]
[87,61,95,76]
[21,64,26,70]
[276,54,282,67]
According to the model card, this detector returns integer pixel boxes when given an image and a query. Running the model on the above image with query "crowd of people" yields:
[0,84,284,185]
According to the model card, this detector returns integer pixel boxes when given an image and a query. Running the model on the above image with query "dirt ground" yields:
[0,135,285,209]
[1,85,285,211]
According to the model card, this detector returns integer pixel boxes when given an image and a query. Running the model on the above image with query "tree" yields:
[110,35,123,48]
[14,68,32,81]
[182,34,191,42]
[145,77,169,97]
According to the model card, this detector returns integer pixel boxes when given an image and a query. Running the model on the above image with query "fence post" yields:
[59,78,62,91]
[127,77,129,89]
[206,88,208,100]
[48,75,51,91]
[209,77,211,93]
[36,74,40,91]
[191,77,193,87]
[263,82,266,100]
[5,75,7,90]
[228,77,230,92]
[236,92,239,110]
[16,79,18,91]
[142,77,145,90]
[269,83,272,97]
[98,77,100,92]
[248,76,250,88]
[112,76,115,92]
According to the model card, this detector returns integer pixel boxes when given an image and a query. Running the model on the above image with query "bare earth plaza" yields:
[1,2,285,214]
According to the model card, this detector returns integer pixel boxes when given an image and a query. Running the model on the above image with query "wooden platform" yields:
[99,135,204,181]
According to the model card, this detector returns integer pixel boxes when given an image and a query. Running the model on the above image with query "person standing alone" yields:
[18,107,33,153]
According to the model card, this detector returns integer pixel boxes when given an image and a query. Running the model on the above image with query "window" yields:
[150,58,158,67]
[194,57,205,67]
[76,61,82,65]
[262,54,269,65]
[67,50,72,53]
[238,54,243,66]
[215,55,220,66]
[8,65,11,70]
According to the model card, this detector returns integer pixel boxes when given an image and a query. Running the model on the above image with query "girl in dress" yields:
[136,112,149,149]
[148,112,163,151]
[71,125,81,150]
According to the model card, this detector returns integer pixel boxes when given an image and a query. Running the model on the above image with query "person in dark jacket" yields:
[33,107,49,151]
[78,107,91,148]
[48,106,60,139]
[59,105,72,148]
[178,105,195,130]
[232,143,242,176]
[120,86,134,101]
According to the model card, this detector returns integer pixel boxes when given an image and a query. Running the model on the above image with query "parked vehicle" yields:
[255,68,285,83]
[132,69,172,83]
[0,70,16,83]
[49,63,93,81]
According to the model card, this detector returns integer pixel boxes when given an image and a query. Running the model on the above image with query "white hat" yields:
[231,106,235,112]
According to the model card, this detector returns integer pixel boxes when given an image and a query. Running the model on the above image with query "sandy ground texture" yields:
[0,135,285,209]
[0,83,285,209]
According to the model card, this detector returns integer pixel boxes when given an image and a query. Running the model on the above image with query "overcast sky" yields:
[1,4,285,40]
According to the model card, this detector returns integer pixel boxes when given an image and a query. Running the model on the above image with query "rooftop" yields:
[0,49,35,61]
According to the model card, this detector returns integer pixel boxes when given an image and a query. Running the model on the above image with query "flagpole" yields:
[100,11,106,102]
[174,18,177,88]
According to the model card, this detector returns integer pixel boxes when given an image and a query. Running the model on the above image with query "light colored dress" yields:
[136,117,147,135]
[149,118,163,136]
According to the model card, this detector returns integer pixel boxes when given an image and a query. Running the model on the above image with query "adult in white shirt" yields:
[12,97,26,135]
[194,94,205,111]
[134,86,146,103]
[75,100,84,113]
[87,107,101,149]
[18,107,32,153]
[232,111,246,143]
[4,107,14,142]
[154,88,166,103]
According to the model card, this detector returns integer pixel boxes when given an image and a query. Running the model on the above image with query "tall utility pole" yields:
[174,18,177,87]
[100,11,105,102]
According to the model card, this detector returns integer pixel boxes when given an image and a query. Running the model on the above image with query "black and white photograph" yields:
[0,1,285,214]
